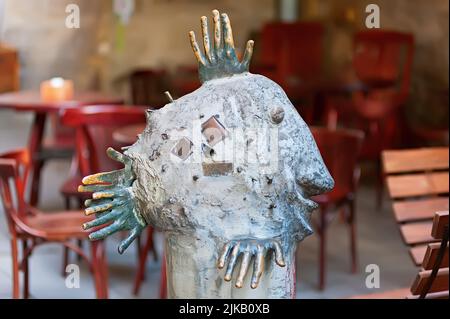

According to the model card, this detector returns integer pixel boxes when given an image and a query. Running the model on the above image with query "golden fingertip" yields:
[84,208,95,216]
[81,174,100,185]
[93,192,113,199]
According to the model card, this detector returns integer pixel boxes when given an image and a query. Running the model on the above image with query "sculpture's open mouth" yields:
[303,197,320,211]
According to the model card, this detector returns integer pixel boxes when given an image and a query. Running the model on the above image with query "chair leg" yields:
[348,200,358,273]
[77,198,84,209]
[77,239,83,262]
[10,238,20,299]
[135,235,143,279]
[64,196,71,210]
[74,197,84,262]
[22,240,30,299]
[375,160,384,210]
[318,206,327,290]
[62,198,73,271]
[62,246,69,277]
[90,241,105,299]
[133,227,154,295]
[98,241,109,299]
[30,160,44,206]
[150,229,158,261]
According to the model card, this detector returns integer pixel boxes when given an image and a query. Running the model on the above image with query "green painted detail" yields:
[80,147,146,254]
[189,10,254,83]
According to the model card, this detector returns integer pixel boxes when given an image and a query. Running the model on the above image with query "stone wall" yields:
[376,0,449,127]
[1,0,104,91]
[300,0,449,127]
[1,0,275,95]
[1,0,448,127]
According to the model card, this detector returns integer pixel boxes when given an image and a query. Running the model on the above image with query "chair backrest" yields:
[353,30,414,100]
[0,149,30,234]
[310,127,364,194]
[409,211,449,299]
[259,22,324,83]
[0,149,30,202]
[130,69,170,108]
[61,105,147,176]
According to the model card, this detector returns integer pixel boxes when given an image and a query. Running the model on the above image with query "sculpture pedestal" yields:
[165,232,297,298]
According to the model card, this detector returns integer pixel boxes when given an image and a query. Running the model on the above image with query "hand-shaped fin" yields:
[79,148,147,254]
[218,238,285,289]
[189,9,254,83]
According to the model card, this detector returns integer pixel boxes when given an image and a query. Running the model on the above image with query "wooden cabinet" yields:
[0,44,19,92]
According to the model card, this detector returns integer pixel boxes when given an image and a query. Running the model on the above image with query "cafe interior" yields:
[0,0,448,299]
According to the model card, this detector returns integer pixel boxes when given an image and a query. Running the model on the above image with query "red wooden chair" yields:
[326,30,414,207]
[171,65,201,98]
[60,105,148,209]
[60,105,158,294]
[252,22,325,123]
[310,127,364,290]
[0,149,108,298]
[130,69,171,108]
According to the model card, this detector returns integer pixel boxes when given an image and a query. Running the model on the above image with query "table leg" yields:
[29,113,47,206]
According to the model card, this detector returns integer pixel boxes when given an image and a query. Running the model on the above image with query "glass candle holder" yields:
[40,77,74,102]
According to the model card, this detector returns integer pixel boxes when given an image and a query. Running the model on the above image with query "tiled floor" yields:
[0,109,417,299]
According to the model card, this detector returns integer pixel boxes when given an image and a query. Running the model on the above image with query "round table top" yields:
[0,90,124,113]
[113,123,146,145]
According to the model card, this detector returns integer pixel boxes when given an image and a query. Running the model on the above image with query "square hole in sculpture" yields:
[201,116,227,147]
[171,137,193,160]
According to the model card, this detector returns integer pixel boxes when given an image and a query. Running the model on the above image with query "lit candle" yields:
[40,77,74,101]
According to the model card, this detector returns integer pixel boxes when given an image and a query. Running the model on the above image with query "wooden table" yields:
[382,147,449,265]
[113,123,146,146]
[0,90,124,205]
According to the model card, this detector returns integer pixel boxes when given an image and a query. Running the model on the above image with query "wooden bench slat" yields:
[352,288,449,299]
[393,197,449,223]
[386,172,449,199]
[400,221,437,245]
[432,174,450,196]
[407,290,449,299]
[349,288,411,299]
[432,211,449,239]
[382,147,449,174]
[409,245,428,266]
[410,268,449,295]
[422,242,449,270]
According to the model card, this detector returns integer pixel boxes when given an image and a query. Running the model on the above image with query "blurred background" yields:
[0,0,448,299]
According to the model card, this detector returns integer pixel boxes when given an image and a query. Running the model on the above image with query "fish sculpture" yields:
[79,10,333,298]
